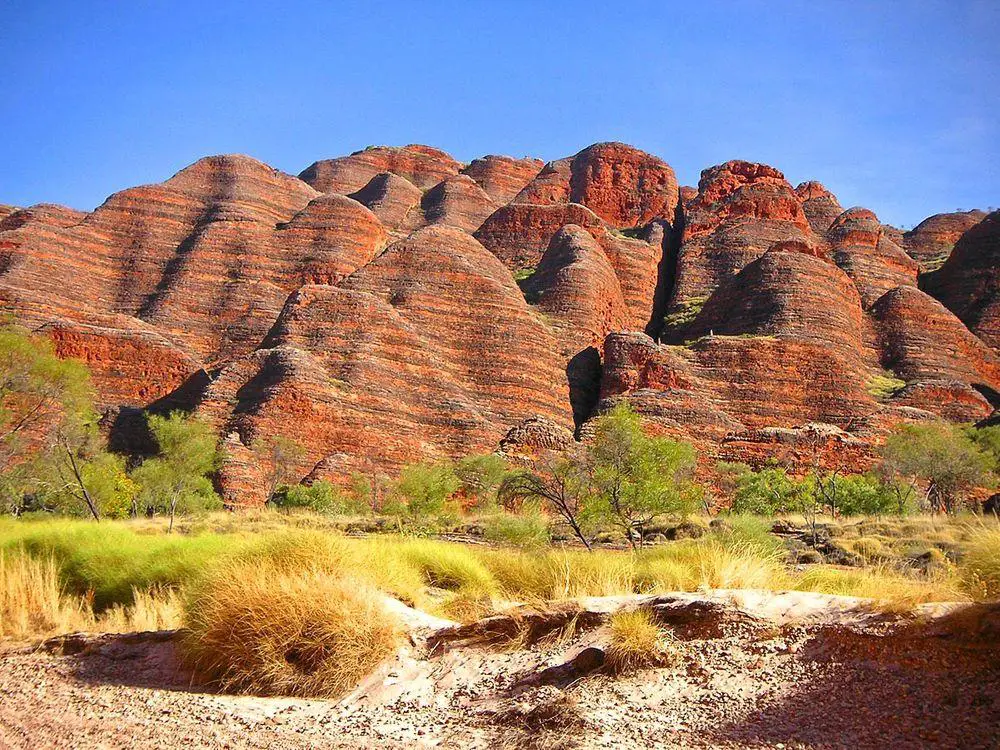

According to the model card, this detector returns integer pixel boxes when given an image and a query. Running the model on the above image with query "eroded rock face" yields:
[513,143,679,229]
[521,226,629,424]
[349,172,424,235]
[461,155,544,204]
[421,174,497,232]
[923,211,1000,352]
[600,331,879,449]
[903,210,987,271]
[474,202,610,269]
[795,181,844,235]
[828,208,920,308]
[668,161,814,319]
[299,144,462,194]
[197,226,573,503]
[567,142,679,228]
[2,142,994,503]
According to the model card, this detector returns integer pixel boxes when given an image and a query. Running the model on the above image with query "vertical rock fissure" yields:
[645,201,685,341]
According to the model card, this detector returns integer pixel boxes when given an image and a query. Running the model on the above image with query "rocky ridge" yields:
[0,142,994,504]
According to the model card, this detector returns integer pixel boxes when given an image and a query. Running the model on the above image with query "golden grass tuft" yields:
[959,527,1000,600]
[181,562,400,698]
[0,553,91,640]
[604,608,678,674]
[636,540,789,593]
[846,536,889,561]
[99,587,183,633]
[0,552,182,642]
[793,564,967,609]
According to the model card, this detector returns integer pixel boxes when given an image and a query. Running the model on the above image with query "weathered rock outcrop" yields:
[512,143,679,229]
[348,172,424,234]
[600,330,879,449]
[871,285,1000,421]
[923,211,1000,352]
[522,226,629,423]
[421,174,497,232]
[474,202,609,270]
[795,181,844,235]
[197,226,573,504]
[828,208,920,308]
[903,210,987,271]
[1,142,993,503]
[667,161,814,322]
[299,144,462,194]
[461,155,544,204]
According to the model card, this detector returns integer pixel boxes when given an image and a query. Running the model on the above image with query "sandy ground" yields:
[1,593,998,750]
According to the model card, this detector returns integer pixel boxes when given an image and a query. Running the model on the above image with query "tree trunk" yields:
[66,446,100,521]
[565,515,592,551]
[168,493,178,534]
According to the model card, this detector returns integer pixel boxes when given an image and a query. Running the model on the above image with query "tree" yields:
[499,449,596,550]
[454,453,509,506]
[254,435,306,506]
[276,479,348,515]
[831,473,911,516]
[588,404,699,548]
[391,462,460,517]
[40,451,139,519]
[132,412,221,531]
[0,323,92,472]
[0,322,106,519]
[881,423,994,513]
[730,467,810,515]
[349,471,390,514]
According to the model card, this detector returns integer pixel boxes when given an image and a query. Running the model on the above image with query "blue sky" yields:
[1,0,997,228]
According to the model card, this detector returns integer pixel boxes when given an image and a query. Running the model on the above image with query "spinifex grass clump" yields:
[960,527,1000,599]
[793,564,965,609]
[604,608,678,674]
[0,553,91,640]
[181,562,401,698]
[0,518,243,610]
[0,552,181,641]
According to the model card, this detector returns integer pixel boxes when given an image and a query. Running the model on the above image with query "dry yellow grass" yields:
[98,588,183,633]
[0,552,182,641]
[793,564,967,609]
[0,553,91,640]
[636,540,789,593]
[604,608,678,674]
[959,527,1000,599]
[181,561,401,698]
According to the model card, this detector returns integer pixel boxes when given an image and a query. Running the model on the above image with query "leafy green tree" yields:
[966,424,1000,473]
[822,473,910,516]
[587,404,699,548]
[45,452,139,519]
[454,453,509,505]
[392,461,461,517]
[276,479,357,515]
[349,471,390,514]
[730,467,810,515]
[0,323,93,470]
[881,423,994,513]
[0,322,106,519]
[132,412,221,531]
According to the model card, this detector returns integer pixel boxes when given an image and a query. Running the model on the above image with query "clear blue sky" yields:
[1,0,997,228]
